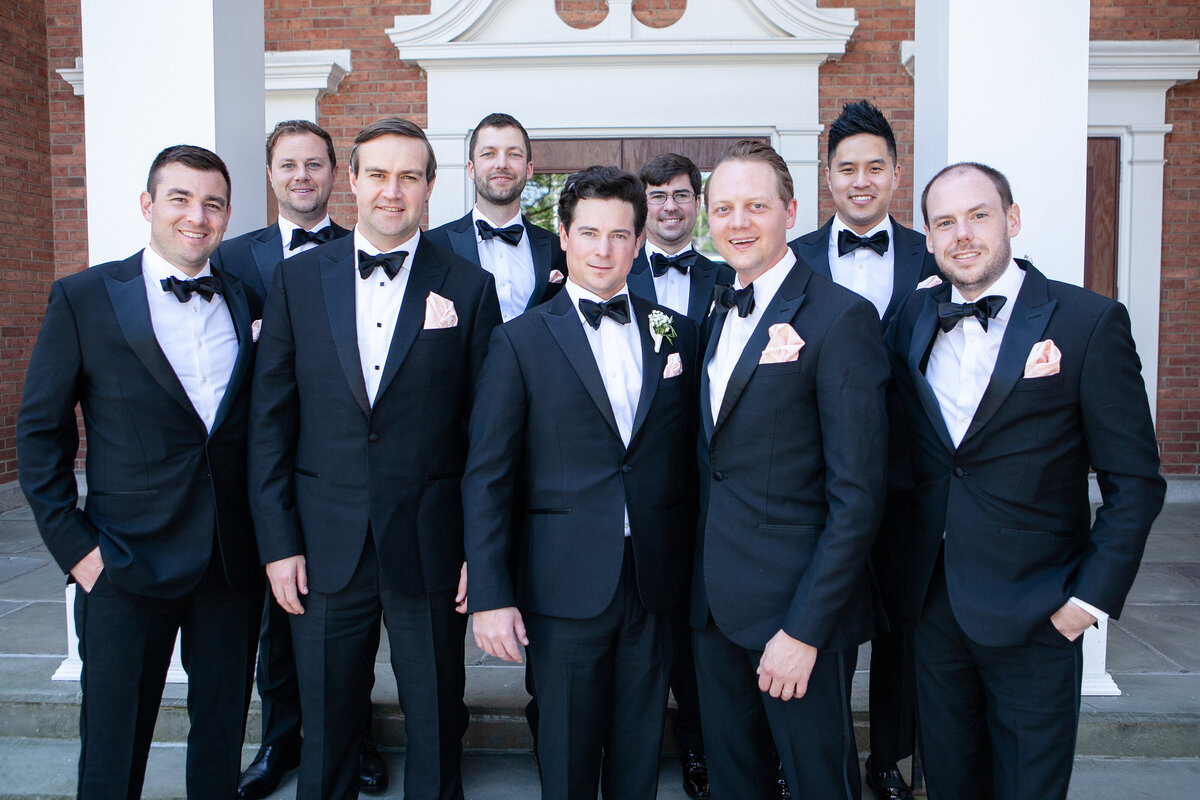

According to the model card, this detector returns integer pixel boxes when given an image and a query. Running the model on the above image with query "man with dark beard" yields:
[426,112,566,322]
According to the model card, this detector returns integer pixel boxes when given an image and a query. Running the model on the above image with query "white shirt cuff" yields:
[1069,596,1108,623]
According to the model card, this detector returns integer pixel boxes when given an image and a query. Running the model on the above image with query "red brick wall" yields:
[557,1,685,29]
[0,0,54,485]
[1091,0,1200,474]
[46,0,87,279]
[816,0,917,228]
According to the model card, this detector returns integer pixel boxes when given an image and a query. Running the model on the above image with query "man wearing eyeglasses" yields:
[628,154,733,327]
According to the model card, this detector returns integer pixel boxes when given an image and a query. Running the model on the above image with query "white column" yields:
[913,0,1090,286]
[80,0,265,260]
[54,585,187,684]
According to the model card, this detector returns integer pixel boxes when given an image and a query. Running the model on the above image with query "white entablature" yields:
[388,0,860,228]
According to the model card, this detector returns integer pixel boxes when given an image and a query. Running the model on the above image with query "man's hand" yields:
[70,547,104,593]
[757,629,819,701]
[1051,601,1097,642]
[266,555,308,615]
[455,562,469,614]
[472,606,529,663]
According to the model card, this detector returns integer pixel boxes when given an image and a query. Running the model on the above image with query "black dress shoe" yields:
[237,744,301,800]
[864,756,915,800]
[359,739,389,794]
[679,748,710,798]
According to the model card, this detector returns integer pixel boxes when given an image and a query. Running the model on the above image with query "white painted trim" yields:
[1089,39,1200,82]
[56,57,84,96]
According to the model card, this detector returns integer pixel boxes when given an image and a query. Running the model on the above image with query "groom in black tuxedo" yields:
[463,166,699,800]
[250,117,502,800]
[17,145,261,800]
[692,140,889,799]
[888,162,1165,799]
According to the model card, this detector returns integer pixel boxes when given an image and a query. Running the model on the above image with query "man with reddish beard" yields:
[18,145,261,800]
[888,163,1163,799]
[250,117,501,800]
[788,100,939,800]
[212,120,388,798]
[426,112,566,322]
[692,140,888,799]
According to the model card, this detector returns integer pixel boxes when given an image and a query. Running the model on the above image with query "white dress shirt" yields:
[354,227,416,406]
[828,214,894,319]
[473,208,536,323]
[278,214,333,259]
[563,280,643,536]
[141,246,238,432]
[645,241,693,317]
[707,249,796,424]
[925,261,1106,620]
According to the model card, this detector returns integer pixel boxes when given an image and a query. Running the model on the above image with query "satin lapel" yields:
[544,292,621,439]
[250,224,283,296]
[686,261,718,324]
[699,306,726,443]
[376,239,450,402]
[790,220,833,278]
[104,255,201,422]
[627,258,658,306]
[906,286,956,453]
[526,218,552,310]
[209,270,253,433]
[447,214,482,266]
[883,220,928,324]
[715,267,809,431]
[961,268,1056,445]
[320,246,371,416]
[628,296,665,445]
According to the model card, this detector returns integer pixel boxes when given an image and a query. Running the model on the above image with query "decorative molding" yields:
[1089,39,1200,83]
[56,57,84,96]
[264,49,352,94]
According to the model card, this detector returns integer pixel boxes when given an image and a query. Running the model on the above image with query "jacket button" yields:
[713,471,725,482]
[368,433,380,443]
[953,467,966,477]
[621,464,631,473]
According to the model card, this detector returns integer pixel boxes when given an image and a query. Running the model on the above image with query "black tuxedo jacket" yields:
[789,215,940,329]
[249,235,502,596]
[691,259,889,652]
[889,261,1165,647]
[425,212,567,313]
[626,249,735,326]
[17,253,261,598]
[211,220,352,304]
[463,290,700,619]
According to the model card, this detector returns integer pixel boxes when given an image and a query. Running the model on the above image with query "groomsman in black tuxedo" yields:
[463,166,700,800]
[212,120,388,799]
[250,117,501,800]
[624,151,731,799]
[17,145,261,800]
[426,112,566,321]
[888,163,1165,800]
[789,100,938,800]
[693,140,889,799]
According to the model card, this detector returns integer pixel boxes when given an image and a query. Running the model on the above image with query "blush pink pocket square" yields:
[663,353,683,379]
[916,275,943,290]
[424,292,458,329]
[1024,339,1061,378]
[548,269,565,284]
[759,323,805,364]
[251,319,261,342]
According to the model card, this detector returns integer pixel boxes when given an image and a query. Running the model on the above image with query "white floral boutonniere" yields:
[648,310,677,354]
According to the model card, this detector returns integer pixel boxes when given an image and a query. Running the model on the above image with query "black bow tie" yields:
[937,296,1007,332]
[161,275,223,303]
[357,250,408,280]
[837,228,890,257]
[476,219,524,246]
[714,284,755,318]
[650,251,698,278]
[578,295,631,330]
[289,225,336,251]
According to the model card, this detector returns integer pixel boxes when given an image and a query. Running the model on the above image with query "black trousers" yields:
[694,621,860,800]
[669,605,705,752]
[914,552,1083,800]
[524,540,672,800]
[867,615,916,764]
[74,551,259,800]
[290,536,468,800]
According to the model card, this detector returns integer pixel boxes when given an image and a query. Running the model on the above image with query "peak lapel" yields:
[208,271,253,433]
[376,238,449,404]
[526,218,553,310]
[320,245,371,416]
[885,219,929,324]
[699,305,726,443]
[544,292,622,440]
[789,219,833,279]
[250,224,284,298]
[447,213,482,266]
[906,288,956,453]
[628,296,665,445]
[961,266,1056,445]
